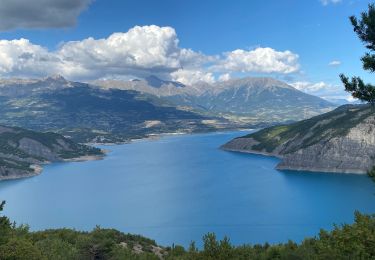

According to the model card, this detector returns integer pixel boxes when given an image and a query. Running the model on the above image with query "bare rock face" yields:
[278,116,375,173]
[222,105,375,174]
[18,138,60,161]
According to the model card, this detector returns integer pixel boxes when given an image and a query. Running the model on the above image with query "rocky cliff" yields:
[0,125,103,181]
[222,104,375,174]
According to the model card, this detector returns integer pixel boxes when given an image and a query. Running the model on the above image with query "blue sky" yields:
[0,0,372,100]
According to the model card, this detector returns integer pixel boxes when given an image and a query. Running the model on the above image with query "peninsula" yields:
[222,104,375,174]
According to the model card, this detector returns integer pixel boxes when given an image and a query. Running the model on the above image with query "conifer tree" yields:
[340,4,375,105]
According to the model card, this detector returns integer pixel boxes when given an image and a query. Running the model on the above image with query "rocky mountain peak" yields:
[217,76,294,90]
[42,74,68,83]
[144,75,185,88]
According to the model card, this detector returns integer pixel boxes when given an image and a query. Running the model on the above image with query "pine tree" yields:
[340,4,375,105]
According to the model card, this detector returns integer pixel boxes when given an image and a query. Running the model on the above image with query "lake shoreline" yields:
[0,152,106,182]
[63,153,107,163]
[87,128,254,147]
[221,147,367,175]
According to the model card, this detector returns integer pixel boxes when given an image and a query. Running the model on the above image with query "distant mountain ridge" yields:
[222,104,375,174]
[94,76,335,123]
[0,75,335,143]
[0,76,225,143]
[144,75,185,88]
[0,75,73,97]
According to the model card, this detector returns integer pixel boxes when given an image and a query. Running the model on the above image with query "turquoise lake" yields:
[0,130,375,247]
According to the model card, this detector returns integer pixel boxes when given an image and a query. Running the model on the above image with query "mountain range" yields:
[0,75,335,143]
[95,76,335,122]
[0,76,221,143]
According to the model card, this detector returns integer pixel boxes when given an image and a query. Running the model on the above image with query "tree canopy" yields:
[340,3,375,105]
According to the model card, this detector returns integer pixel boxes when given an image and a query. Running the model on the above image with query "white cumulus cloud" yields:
[57,25,185,79]
[170,69,215,85]
[213,47,299,74]
[0,38,59,77]
[0,25,212,80]
[0,25,301,82]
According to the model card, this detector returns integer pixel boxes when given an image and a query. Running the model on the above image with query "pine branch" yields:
[361,53,375,72]
[340,74,375,105]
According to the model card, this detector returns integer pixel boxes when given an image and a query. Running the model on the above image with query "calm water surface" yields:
[0,131,374,247]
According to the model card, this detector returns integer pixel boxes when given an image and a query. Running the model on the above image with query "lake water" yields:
[0,130,375,247]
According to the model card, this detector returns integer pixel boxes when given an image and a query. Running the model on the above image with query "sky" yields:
[0,0,373,101]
